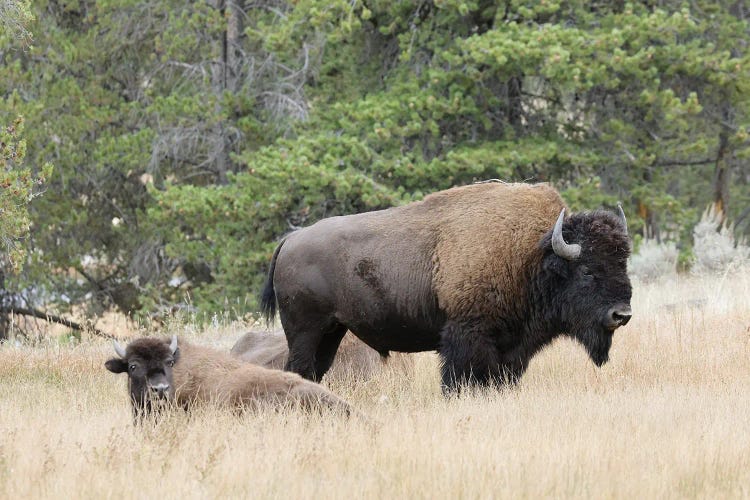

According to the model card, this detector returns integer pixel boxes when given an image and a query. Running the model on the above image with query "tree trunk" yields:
[0,270,7,340]
[712,121,731,226]
[225,0,243,93]
[209,0,245,184]
[507,75,524,133]
[637,168,660,241]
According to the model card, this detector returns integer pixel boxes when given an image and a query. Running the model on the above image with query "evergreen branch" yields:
[654,158,714,167]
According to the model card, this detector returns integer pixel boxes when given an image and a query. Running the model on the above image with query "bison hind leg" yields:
[313,325,347,381]
[438,321,503,394]
[282,313,346,382]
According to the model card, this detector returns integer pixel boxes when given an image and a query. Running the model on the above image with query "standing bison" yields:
[261,182,632,392]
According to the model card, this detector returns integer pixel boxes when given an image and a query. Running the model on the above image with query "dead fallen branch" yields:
[0,307,118,340]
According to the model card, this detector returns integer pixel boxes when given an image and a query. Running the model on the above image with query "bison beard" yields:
[567,325,613,367]
[261,182,632,393]
[567,310,615,367]
[587,331,613,367]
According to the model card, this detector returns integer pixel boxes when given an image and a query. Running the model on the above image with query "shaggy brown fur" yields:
[173,339,353,413]
[230,329,413,380]
[427,182,565,318]
[106,336,354,418]
[261,181,632,391]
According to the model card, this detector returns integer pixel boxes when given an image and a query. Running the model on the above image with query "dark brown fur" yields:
[261,182,632,392]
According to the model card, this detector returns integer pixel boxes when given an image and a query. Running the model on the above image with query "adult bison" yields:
[261,182,632,392]
[104,335,355,421]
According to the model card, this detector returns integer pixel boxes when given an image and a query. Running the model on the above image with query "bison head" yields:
[540,207,632,366]
[105,335,179,419]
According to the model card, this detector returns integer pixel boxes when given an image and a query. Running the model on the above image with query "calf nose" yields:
[150,383,170,397]
[607,305,632,328]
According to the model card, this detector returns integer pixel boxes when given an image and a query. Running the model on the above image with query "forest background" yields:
[0,0,748,337]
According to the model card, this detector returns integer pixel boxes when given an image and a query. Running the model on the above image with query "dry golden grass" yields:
[2,271,750,499]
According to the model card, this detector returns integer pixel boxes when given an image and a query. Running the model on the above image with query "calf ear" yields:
[105,358,128,373]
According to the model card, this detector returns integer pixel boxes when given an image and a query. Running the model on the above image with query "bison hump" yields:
[431,183,564,318]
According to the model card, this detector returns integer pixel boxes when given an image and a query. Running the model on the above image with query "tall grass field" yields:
[1,271,749,499]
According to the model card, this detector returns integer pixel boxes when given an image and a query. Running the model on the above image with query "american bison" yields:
[230,329,412,381]
[104,335,354,421]
[260,182,632,392]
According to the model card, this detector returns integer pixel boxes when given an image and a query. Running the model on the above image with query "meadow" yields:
[1,270,749,499]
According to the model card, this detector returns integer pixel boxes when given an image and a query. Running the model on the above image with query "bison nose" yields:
[150,383,170,397]
[607,305,632,329]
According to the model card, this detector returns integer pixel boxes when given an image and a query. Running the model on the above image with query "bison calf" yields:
[105,335,355,421]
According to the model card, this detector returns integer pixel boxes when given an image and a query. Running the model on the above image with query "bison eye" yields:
[166,360,174,367]
[128,364,137,372]
[579,266,593,278]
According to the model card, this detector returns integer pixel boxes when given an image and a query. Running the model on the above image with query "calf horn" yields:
[169,335,178,354]
[617,203,628,235]
[552,208,581,260]
[113,339,127,358]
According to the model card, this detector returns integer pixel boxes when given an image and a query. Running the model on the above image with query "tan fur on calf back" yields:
[173,339,352,414]
[231,329,411,381]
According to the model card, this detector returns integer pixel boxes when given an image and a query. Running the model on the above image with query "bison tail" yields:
[260,239,285,326]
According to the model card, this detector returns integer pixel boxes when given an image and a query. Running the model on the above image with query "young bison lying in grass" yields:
[105,335,355,421]
[231,329,413,382]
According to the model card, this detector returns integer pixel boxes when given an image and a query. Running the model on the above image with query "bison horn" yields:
[552,208,581,260]
[169,334,178,354]
[617,203,628,235]
[113,339,127,358]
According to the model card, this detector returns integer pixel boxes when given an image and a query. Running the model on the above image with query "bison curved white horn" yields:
[552,208,581,260]
[113,339,127,358]
[617,203,628,235]
[169,335,178,354]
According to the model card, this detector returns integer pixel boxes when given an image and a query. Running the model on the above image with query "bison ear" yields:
[105,358,128,374]
[543,252,569,277]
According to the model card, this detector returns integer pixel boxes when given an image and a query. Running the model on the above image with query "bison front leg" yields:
[438,321,502,394]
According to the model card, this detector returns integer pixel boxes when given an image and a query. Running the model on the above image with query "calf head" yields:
[105,336,179,419]
[540,207,633,366]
